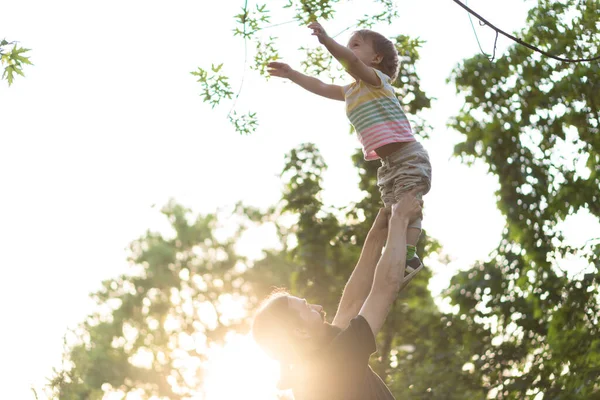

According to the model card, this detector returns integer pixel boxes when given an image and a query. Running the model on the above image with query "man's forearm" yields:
[338,230,386,307]
[372,217,409,293]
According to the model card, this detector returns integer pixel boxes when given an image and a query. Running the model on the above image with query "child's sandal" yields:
[405,255,423,276]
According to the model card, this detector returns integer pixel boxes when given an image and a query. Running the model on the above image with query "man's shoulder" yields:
[326,316,377,358]
[297,318,394,400]
[340,316,376,341]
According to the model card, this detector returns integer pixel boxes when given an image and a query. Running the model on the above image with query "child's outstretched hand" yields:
[308,21,330,44]
[267,61,293,79]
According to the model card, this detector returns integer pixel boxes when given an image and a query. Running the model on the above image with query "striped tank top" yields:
[343,68,415,160]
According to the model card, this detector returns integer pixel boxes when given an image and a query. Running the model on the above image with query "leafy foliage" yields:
[0,38,32,86]
[47,202,251,399]
[299,45,337,80]
[193,2,276,135]
[190,64,234,108]
[283,0,340,24]
[233,3,271,39]
[447,0,600,398]
[252,36,279,77]
[228,110,258,135]
[355,0,399,28]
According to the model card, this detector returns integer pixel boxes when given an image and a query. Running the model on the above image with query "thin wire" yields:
[466,0,491,59]
[261,19,354,38]
[264,19,356,38]
[259,19,297,31]
[490,30,498,62]
[453,0,600,63]
[228,0,250,118]
[333,23,357,38]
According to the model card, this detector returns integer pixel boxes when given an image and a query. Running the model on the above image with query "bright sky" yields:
[2,0,596,399]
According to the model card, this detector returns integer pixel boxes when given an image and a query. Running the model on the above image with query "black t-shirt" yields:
[291,316,396,400]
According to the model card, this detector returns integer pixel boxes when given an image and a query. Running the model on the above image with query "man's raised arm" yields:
[332,208,388,329]
[358,191,422,336]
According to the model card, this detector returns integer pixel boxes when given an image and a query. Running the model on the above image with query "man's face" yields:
[287,296,326,333]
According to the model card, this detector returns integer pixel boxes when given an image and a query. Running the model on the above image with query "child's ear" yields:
[373,54,383,65]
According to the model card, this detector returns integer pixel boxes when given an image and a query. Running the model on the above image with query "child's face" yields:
[347,34,379,66]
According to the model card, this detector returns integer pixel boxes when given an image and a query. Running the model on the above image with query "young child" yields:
[267,22,432,273]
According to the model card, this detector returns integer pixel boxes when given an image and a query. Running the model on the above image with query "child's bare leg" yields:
[407,227,421,246]
[404,191,425,271]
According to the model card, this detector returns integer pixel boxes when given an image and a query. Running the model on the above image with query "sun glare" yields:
[202,332,282,400]
[101,332,283,400]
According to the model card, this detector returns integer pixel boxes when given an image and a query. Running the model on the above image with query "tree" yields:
[1,39,32,86]
[447,0,600,398]
[47,202,253,399]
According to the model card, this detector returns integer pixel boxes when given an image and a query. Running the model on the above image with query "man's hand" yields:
[308,21,330,44]
[390,189,423,224]
[267,61,294,79]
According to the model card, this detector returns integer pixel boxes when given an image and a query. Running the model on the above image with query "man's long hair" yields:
[252,291,299,359]
[251,290,307,389]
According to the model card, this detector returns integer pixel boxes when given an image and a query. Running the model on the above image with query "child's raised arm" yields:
[308,22,380,87]
[267,61,345,101]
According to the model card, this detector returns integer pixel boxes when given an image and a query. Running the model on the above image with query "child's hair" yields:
[352,29,399,82]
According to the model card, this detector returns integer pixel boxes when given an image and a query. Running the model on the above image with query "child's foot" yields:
[405,255,423,275]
